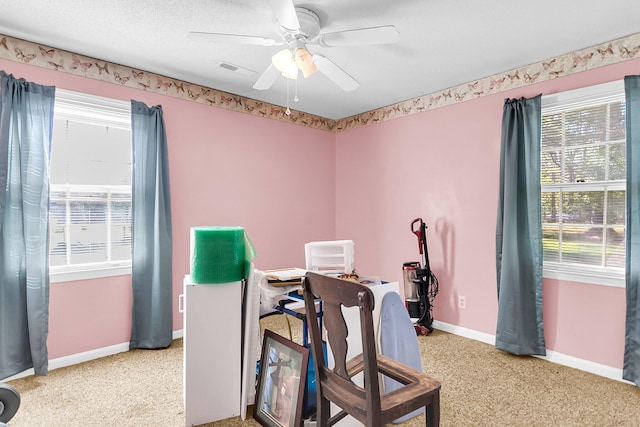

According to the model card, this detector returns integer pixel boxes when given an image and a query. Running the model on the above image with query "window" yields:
[541,81,626,287]
[49,90,132,282]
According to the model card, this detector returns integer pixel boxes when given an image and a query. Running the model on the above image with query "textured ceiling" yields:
[1,0,640,120]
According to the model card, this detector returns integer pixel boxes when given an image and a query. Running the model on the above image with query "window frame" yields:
[50,89,132,283]
[541,80,626,288]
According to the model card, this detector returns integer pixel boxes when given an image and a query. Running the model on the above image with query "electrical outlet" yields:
[458,295,466,309]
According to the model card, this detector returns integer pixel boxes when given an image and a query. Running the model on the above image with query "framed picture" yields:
[254,330,309,427]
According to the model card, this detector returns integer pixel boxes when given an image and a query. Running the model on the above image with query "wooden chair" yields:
[302,272,441,427]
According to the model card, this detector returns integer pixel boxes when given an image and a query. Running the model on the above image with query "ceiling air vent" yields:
[217,62,256,77]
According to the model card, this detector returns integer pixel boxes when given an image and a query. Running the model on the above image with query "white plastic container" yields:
[304,240,355,275]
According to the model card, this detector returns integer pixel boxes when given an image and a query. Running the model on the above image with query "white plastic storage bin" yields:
[305,240,355,275]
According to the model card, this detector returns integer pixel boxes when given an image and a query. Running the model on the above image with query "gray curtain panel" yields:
[495,95,546,356]
[129,100,173,350]
[624,75,640,386]
[0,71,55,378]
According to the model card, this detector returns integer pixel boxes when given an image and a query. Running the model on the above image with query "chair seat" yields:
[334,353,441,425]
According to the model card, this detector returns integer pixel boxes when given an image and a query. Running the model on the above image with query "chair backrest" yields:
[302,272,382,415]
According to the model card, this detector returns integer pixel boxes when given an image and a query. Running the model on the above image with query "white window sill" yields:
[543,262,624,288]
[50,262,132,283]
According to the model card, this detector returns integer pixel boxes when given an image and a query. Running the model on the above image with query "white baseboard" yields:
[432,320,632,384]
[432,320,496,345]
[2,329,184,382]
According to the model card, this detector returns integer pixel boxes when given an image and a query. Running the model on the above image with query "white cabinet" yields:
[183,277,242,426]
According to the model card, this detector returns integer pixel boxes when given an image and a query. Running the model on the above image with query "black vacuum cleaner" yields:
[403,218,439,333]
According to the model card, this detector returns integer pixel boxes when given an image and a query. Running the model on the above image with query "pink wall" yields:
[335,58,640,369]
[0,58,336,360]
[542,279,626,366]
[48,275,133,357]
[2,53,637,370]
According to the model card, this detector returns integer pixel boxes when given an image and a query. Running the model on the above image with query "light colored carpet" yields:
[7,315,640,426]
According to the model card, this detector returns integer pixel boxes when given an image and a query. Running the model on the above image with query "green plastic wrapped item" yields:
[190,226,255,284]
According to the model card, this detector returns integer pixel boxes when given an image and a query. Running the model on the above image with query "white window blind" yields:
[49,90,132,281]
[541,81,626,286]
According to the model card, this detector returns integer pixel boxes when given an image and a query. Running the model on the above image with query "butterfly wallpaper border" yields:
[1,32,639,132]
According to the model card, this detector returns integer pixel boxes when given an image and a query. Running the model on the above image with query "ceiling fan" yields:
[188,0,399,92]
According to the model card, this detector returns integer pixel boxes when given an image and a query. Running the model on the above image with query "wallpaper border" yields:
[1,32,639,132]
[0,34,334,131]
[335,32,640,131]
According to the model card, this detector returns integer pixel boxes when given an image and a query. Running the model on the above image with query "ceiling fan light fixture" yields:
[294,47,317,78]
[189,2,400,93]
[281,66,299,79]
[272,48,298,79]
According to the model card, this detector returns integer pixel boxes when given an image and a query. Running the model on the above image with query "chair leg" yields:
[425,391,440,427]
[316,396,331,427]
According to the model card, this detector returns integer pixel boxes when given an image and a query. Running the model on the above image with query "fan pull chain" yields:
[285,79,291,116]
[294,77,299,102]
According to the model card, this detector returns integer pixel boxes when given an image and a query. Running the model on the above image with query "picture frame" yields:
[254,329,309,427]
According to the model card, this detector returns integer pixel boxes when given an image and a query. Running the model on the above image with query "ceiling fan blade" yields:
[253,64,281,90]
[267,0,300,32]
[312,54,359,92]
[188,31,279,46]
[317,25,399,47]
